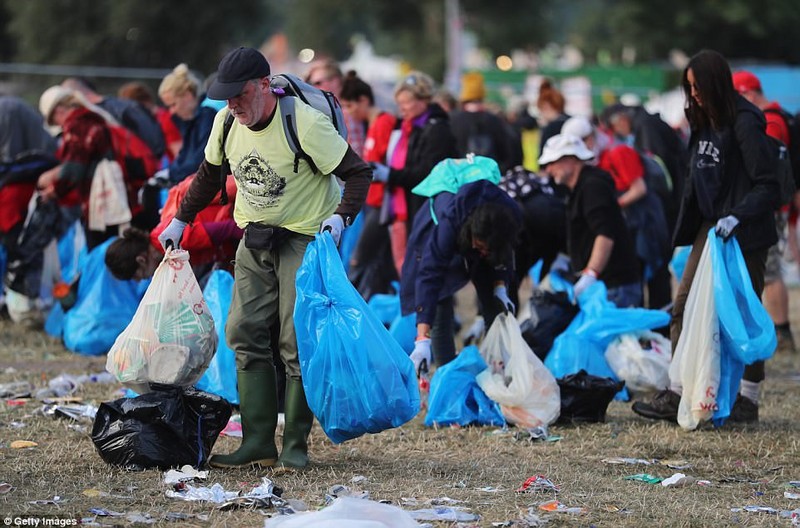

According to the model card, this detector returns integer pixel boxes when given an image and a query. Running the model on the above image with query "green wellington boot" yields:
[209,370,279,469]
[274,377,314,471]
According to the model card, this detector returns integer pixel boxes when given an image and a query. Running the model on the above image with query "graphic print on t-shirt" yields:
[234,148,287,209]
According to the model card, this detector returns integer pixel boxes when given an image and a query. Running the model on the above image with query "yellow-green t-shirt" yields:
[204,99,348,234]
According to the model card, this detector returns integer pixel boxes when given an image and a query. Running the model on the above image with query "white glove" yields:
[493,285,516,315]
[158,218,187,250]
[410,338,432,375]
[371,163,390,183]
[573,272,597,297]
[463,316,485,346]
[320,213,345,246]
[715,215,739,241]
[147,168,170,187]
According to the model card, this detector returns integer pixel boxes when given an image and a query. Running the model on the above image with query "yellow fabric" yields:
[205,100,348,234]
[460,72,486,102]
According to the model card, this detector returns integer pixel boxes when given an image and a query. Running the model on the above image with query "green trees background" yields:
[2,0,799,79]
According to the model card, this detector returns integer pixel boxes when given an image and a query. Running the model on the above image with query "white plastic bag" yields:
[476,313,560,428]
[265,497,421,527]
[605,330,671,394]
[106,249,217,393]
[668,242,719,430]
[88,158,131,232]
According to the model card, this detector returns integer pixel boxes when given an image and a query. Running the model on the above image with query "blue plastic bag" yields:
[57,220,87,284]
[338,209,364,274]
[294,233,420,444]
[62,238,148,355]
[194,269,238,405]
[670,246,691,283]
[367,281,401,327]
[425,345,505,427]
[389,312,416,354]
[709,231,776,424]
[544,280,670,400]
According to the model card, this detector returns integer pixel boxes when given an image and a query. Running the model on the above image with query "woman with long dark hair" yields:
[632,50,780,424]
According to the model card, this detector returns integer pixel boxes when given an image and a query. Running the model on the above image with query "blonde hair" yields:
[304,59,343,84]
[393,71,435,101]
[158,63,200,99]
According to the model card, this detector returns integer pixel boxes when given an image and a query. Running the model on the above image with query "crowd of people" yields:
[0,46,796,470]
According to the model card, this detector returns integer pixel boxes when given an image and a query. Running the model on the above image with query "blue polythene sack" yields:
[294,233,420,444]
[425,345,505,427]
[194,269,238,405]
[62,238,148,356]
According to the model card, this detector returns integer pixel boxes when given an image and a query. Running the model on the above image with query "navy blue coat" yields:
[400,179,521,325]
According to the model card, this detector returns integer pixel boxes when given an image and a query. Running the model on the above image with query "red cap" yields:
[732,70,762,94]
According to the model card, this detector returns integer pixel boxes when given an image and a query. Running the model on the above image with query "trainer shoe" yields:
[728,394,759,423]
[631,389,680,423]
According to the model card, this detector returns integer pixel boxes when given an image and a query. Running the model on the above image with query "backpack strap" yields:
[277,96,318,174]
[219,112,235,205]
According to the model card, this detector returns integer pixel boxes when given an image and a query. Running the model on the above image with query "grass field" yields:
[0,291,798,527]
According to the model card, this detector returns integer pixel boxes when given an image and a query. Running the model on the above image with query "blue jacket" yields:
[400,179,521,324]
[168,105,217,183]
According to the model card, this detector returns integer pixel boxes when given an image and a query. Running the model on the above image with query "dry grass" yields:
[0,296,798,527]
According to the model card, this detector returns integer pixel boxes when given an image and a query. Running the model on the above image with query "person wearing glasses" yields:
[370,71,458,275]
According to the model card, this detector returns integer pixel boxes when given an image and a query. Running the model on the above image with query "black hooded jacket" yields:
[673,94,780,252]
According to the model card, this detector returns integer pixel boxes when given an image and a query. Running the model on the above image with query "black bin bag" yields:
[91,384,232,470]
[519,289,579,360]
[557,370,625,424]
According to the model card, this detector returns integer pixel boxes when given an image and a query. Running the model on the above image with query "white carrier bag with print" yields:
[106,249,217,393]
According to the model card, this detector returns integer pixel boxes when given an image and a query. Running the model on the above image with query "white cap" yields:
[538,133,595,166]
[39,85,73,125]
[561,116,594,139]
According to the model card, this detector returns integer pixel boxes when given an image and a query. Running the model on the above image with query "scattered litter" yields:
[400,497,418,507]
[786,491,800,500]
[790,481,800,488]
[7,421,25,428]
[325,484,369,504]
[88,508,124,517]
[516,475,559,493]
[163,465,208,484]
[125,512,156,524]
[538,500,585,514]
[41,403,98,421]
[351,475,368,484]
[0,483,14,494]
[29,496,64,506]
[0,381,34,398]
[83,489,108,498]
[429,496,463,506]
[37,373,81,399]
[163,512,209,522]
[623,473,663,484]
[167,477,284,511]
[731,505,800,520]
[407,507,479,522]
[10,440,37,449]
[453,480,468,488]
[603,504,633,514]
[6,399,27,406]
[662,473,694,487]
[220,416,243,438]
[513,426,561,443]
[602,457,653,465]
[658,459,692,470]
[476,486,503,493]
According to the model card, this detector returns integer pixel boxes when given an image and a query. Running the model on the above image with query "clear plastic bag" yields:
[669,239,719,430]
[106,249,217,393]
[477,313,560,428]
[605,331,671,395]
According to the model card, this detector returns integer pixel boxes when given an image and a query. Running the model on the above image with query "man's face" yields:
[227,79,270,127]
[609,114,632,138]
[546,157,578,188]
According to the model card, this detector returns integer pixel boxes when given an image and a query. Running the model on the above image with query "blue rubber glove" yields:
[157,218,187,250]
[493,285,516,315]
[320,213,345,246]
[410,338,431,376]
[715,215,739,241]
[372,163,390,183]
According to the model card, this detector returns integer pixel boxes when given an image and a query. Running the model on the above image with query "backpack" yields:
[766,135,796,206]
[99,97,166,159]
[764,107,800,187]
[107,125,160,215]
[217,72,348,204]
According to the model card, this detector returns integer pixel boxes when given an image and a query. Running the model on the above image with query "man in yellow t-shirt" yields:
[158,47,371,471]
